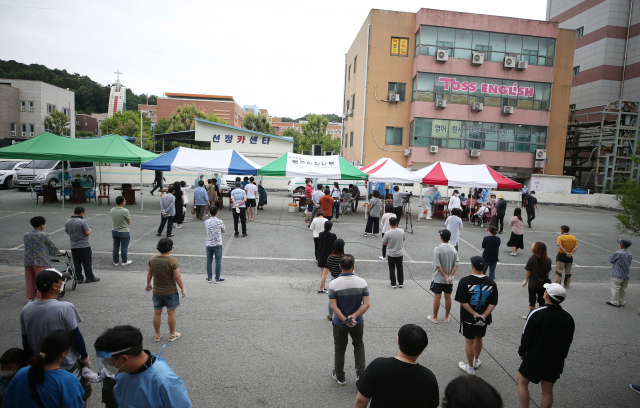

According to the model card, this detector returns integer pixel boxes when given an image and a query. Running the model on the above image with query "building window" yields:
[20,101,25,111]
[47,104,55,113]
[344,134,348,147]
[569,104,576,110]
[385,127,403,145]
[352,94,355,112]
[346,100,350,112]
[10,123,16,136]
[348,65,351,80]
[63,107,69,116]
[29,124,34,136]
[573,66,580,76]
[576,27,584,38]
[354,56,357,72]
[28,101,34,111]
[391,37,409,57]
[416,25,555,67]
[350,131,354,147]
[21,124,26,136]
[388,83,406,101]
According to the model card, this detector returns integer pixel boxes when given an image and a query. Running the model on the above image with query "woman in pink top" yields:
[506,207,525,256]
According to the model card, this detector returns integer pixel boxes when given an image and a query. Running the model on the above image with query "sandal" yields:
[427,315,438,324]
[444,316,451,323]
[168,332,181,342]
[154,333,162,342]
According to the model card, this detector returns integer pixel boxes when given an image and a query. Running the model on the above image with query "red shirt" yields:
[305,184,313,199]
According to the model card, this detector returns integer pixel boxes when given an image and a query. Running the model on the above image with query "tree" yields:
[282,127,303,153]
[280,117,295,123]
[243,112,275,134]
[295,113,342,124]
[75,130,95,138]
[43,111,70,136]
[295,114,341,154]
[99,111,154,149]
[156,104,228,134]
[614,148,640,236]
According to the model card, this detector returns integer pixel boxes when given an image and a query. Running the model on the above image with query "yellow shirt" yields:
[557,234,577,254]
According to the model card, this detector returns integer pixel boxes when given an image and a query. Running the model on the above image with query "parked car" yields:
[0,161,30,189]
[287,177,367,196]
[14,161,96,190]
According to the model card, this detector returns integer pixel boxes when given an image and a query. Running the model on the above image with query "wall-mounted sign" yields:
[391,37,409,57]
[438,77,534,97]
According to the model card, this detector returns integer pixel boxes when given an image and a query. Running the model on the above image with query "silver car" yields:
[14,160,97,190]
[0,161,30,189]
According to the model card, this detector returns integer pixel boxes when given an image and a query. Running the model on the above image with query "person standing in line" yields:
[522,242,552,319]
[193,180,208,221]
[157,186,175,238]
[150,170,165,196]
[330,182,342,222]
[392,186,410,222]
[556,225,578,288]
[23,216,67,302]
[517,283,574,408]
[305,179,314,223]
[310,209,327,264]
[244,177,258,221]
[449,189,463,214]
[241,176,249,189]
[444,208,464,252]
[328,254,370,386]
[317,221,337,294]
[231,182,248,237]
[488,194,498,229]
[525,191,539,228]
[379,205,396,261]
[495,194,507,233]
[205,206,226,284]
[146,238,185,342]
[607,239,633,307]
[428,229,460,324]
[363,190,382,237]
[481,226,500,280]
[181,181,190,222]
[442,376,504,408]
[384,182,391,198]
[111,196,132,267]
[521,185,529,208]
[350,184,361,213]
[320,188,335,222]
[507,208,525,256]
[382,217,406,288]
[205,179,218,216]
[172,181,184,229]
[308,183,324,226]
[65,207,99,284]
[324,238,345,321]
[0,348,29,404]
[354,324,439,408]
[455,256,499,376]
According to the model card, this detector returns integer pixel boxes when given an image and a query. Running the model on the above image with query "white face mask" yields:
[102,356,124,375]
[0,370,17,378]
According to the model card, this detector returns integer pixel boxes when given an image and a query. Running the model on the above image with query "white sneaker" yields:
[113,262,120,267]
[379,256,387,261]
[509,253,517,256]
[175,225,183,229]
[122,260,133,266]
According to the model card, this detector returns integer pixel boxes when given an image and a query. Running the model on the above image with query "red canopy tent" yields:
[414,162,521,189]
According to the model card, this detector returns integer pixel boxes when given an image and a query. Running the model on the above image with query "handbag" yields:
[190,205,196,215]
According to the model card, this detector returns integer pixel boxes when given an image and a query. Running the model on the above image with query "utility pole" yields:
[140,110,143,148]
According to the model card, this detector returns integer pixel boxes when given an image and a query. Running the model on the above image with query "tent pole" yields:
[418,184,423,222]
[364,181,368,221]
[140,167,144,210]
[61,159,65,209]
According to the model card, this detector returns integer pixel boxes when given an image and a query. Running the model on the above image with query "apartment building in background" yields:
[138,104,158,124]
[154,93,245,127]
[547,0,640,114]
[75,113,99,135]
[342,8,575,178]
[0,79,75,139]
[271,118,343,141]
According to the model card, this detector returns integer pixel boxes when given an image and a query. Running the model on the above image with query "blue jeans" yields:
[483,262,497,280]
[112,231,130,263]
[206,245,223,280]
[327,276,335,316]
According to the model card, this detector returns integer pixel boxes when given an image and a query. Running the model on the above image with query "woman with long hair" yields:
[522,242,552,319]
[507,208,525,256]
[172,181,184,228]
[317,221,337,294]
[3,330,84,408]
[324,238,345,320]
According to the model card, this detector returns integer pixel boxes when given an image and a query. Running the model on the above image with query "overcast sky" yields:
[1,0,548,118]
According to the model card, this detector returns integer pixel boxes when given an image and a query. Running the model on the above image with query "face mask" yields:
[0,370,17,378]
[102,356,124,375]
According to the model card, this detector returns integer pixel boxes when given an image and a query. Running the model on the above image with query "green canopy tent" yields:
[258,152,368,180]
[0,132,158,209]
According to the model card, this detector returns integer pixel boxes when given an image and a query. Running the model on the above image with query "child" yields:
[145,238,186,342]
[310,209,327,263]
[379,205,397,261]
[0,348,29,404]
[481,226,501,280]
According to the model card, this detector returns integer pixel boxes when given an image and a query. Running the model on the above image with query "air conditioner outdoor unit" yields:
[30,132,34,137]
[389,93,401,102]
[402,149,411,157]
[534,161,545,168]
[342,113,347,120]
[347,109,353,117]
[471,102,484,111]
[535,149,547,160]
[470,149,482,157]
[503,56,516,68]
[430,145,438,154]
[435,99,447,108]
[10,131,15,136]
[502,106,514,114]
[517,60,528,69]
[436,49,449,62]
[472,52,484,65]
[301,150,311,155]
[29,107,33,111]
[324,151,333,156]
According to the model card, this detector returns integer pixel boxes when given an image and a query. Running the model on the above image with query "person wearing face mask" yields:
[3,330,85,408]
[23,216,66,302]
[19,269,93,404]
[0,348,29,404]
[94,325,192,408]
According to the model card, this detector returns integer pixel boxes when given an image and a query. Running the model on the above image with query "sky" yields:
[0,0,549,118]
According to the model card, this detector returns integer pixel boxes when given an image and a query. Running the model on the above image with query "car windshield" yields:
[0,162,19,170]
[22,160,59,169]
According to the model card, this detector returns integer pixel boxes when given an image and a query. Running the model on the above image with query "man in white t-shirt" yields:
[244,177,258,222]
[444,208,463,252]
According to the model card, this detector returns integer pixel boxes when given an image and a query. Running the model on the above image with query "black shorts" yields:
[528,287,546,308]
[246,199,256,207]
[430,281,453,294]
[460,323,487,339]
[519,358,561,384]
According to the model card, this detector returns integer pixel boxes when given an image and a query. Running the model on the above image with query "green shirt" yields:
[110,206,130,232]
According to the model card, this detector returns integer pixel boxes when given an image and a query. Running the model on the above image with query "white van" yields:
[14,160,97,190]
[287,177,367,196]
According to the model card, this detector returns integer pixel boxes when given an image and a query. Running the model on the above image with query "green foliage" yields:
[280,117,295,123]
[614,180,640,236]
[43,111,70,136]
[75,130,96,138]
[99,111,153,149]
[282,127,303,153]
[293,114,341,154]
[242,112,275,135]
[153,105,228,152]
[295,113,342,124]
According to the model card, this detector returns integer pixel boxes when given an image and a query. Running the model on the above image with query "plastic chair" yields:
[98,183,110,206]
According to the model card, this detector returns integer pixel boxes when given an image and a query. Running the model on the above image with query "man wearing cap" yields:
[607,239,633,307]
[517,283,575,408]
[521,185,529,208]
[455,256,498,375]
[392,186,410,222]
[525,191,540,228]
[20,269,93,403]
[428,229,460,324]
[495,194,507,233]
[448,190,462,212]
[65,206,100,284]
[231,182,248,237]
[556,225,578,288]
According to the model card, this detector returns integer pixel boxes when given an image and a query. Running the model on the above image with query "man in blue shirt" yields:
[607,239,633,307]
[328,254,370,385]
[193,180,208,221]
[231,182,247,237]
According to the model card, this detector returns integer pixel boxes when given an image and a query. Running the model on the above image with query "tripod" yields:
[403,197,414,234]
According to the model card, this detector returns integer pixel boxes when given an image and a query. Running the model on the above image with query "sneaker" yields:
[77,278,84,284]
[205,278,212,283]
[332,369,346,386]
[122,260,133,266]
[458,362,475,375]
[113,262,120,267]
[371,234,376,238]
[362,233,368,237]
[242,234,248,237]
[379,256,387,261]
[156,233,161,236]
[631,384,640,394]
[509,252,517,256]
[390,284,397,289]
[234,233,239,238]
[175,225,183,229]
[398,284,404,288]
[473,359,481,369]
[606,301,620,307]
[215,278,225,284]
[167,234,174,237]
[85,277,100,283]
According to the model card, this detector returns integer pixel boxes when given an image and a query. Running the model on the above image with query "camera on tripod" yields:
[402,191,413,205]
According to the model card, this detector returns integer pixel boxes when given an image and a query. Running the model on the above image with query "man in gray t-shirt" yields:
[382,217,406,288]
[392,186,411,222]
[65,206,98,283]
[428,229,460,324]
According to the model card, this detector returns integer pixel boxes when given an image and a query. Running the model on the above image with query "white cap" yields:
[543,283,567,303]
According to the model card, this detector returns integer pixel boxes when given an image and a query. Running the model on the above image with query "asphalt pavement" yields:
[0,187,638,407]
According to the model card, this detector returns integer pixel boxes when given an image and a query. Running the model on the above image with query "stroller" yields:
[470,207,491,227]
[50,251,78,299]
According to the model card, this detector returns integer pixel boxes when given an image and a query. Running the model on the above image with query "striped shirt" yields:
[609,248,633,280]
[326,255,343,278]
[328,272,369,327]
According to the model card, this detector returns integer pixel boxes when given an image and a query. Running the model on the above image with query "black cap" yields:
[453,189,459,193]
[438,229,451,241]
[35,268,70,293]
[618,239,632,248]
[470,256,486,271]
